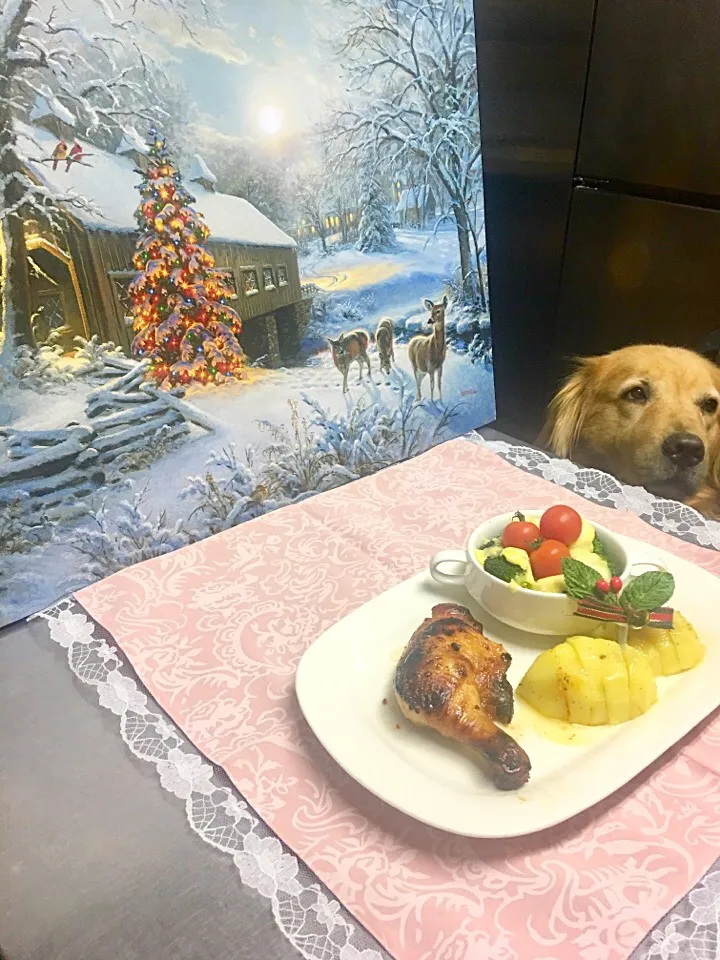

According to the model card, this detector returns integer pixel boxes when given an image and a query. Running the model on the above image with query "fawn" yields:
[375,317,395,375]
[328,329,372,393]
[408,296,448,402]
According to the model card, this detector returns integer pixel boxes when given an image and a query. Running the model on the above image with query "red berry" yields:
[595,579,610,595]
[610,576,623,593]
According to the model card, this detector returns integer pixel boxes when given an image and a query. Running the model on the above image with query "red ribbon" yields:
[576,597,674,630]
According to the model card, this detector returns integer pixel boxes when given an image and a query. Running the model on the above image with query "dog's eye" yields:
[700,396,719,415]
[622,385,648,403]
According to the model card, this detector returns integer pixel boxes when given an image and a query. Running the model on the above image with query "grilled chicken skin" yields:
[394,603,531,790]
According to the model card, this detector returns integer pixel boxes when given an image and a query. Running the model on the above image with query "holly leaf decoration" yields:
[562,557,602,600]
[619,571,675,612]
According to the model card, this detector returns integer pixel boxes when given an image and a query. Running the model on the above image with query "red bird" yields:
[66,142,83,173]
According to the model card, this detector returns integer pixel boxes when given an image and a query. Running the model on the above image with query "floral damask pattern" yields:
[75,438,720,960]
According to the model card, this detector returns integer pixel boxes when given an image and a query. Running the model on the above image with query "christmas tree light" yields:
[130,129,245,387]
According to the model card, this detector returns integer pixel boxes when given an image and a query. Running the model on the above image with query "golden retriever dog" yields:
[540,345,720,515]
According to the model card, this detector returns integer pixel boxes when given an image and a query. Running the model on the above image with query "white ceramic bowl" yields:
[430,509,631,636]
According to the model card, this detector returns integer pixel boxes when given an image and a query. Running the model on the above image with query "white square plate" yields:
[295,534,720,838]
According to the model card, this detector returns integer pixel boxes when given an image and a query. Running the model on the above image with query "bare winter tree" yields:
[328,0,486,307]
[295,171,332,255]
[0,0,206,376]
[328,155,360,245]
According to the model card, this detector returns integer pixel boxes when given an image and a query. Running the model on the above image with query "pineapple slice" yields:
[628,612,705,676]
[569,636,630,726]
[518,636,657,726]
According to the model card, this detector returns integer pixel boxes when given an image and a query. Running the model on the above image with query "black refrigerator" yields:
[475,0,720,440]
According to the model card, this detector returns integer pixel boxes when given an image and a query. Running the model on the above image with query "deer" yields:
[408,296,448,402]
[375,317,395,375]
[327,329,372,393]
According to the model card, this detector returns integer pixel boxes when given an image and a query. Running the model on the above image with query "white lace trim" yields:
[632,861,720,959]
[41,600,388,960]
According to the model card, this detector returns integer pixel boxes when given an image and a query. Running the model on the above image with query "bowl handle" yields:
[430,550,469,586]
[627,549,668,578]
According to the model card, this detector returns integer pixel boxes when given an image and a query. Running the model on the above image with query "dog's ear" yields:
[538,358,597,458]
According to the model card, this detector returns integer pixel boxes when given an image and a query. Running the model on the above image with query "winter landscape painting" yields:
[0,0,494,626]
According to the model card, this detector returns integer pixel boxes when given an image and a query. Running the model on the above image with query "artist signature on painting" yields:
[461,387,478,397]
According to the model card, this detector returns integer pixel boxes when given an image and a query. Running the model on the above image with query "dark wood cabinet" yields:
[555,187,720,361]
[578,0,720,196]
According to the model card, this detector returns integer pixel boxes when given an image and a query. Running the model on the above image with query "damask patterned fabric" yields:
[71,436,720,960]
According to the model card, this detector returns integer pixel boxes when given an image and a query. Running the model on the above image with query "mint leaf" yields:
[592,534,624,576]
[484,555,524,583]
[562,557,601,599]
[620,571,675,612]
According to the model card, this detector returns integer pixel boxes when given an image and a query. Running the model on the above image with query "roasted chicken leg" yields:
[394,603,531,790]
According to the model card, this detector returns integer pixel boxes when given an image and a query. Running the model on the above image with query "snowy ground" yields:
[0,226,495,625]
[300,226,465,346]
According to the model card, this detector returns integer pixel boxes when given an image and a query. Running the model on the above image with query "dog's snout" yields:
[661,432,706,468]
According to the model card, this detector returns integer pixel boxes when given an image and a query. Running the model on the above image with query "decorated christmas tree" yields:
[356,164,396,254]
[130,129,245,386]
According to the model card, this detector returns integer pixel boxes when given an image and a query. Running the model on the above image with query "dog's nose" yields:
[661,432,706,468]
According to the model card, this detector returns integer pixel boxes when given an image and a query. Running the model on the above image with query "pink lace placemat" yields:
[76,439,720,960]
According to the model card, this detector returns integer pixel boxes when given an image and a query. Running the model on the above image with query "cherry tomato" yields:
[530,539,570,579]
[539,505,583,546]
[501,520,541,552]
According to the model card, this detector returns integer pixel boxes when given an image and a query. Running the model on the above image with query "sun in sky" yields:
[258,105,284,136]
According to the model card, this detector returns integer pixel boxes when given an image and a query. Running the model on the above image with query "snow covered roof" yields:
[188,154,217,186]
[116,128,149,157]
[16,122,296,249]
[396,186,432,213]
[30,93,76,129]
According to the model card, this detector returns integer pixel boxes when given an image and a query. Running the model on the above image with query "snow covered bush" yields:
[441,283,492,364]
[334,299,364,329]
[301,375,461,478]
[182,445,282,537]
[72,485,189,582]
[469,329,493,369]
[259,401,348,498]
[12,342,74,391]
[302,394,398,478]
[73,336,126,377]
[3,334,132,394]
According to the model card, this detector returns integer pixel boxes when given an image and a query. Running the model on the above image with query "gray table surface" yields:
[0,614,302,960]
[1,427,716,960]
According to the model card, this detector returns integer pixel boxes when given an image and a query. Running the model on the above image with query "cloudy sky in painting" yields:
[145,0,349,150]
